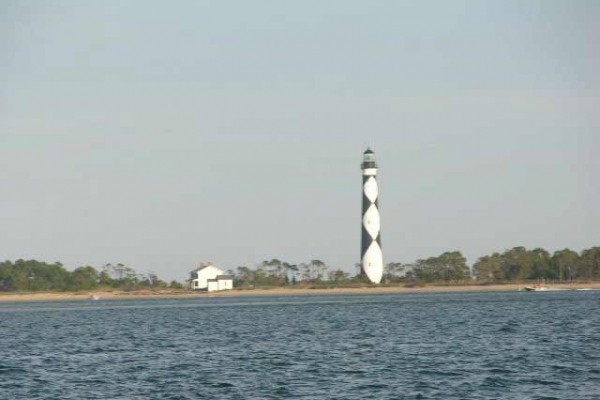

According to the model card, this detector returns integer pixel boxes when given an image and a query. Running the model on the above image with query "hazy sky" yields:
[2,0,599,280]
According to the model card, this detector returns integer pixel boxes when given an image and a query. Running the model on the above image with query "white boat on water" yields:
[524,286,545,291]
[524,286,568,292]
[523,286,597,292]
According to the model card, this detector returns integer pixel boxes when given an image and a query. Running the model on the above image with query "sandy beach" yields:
[1,282,599,302]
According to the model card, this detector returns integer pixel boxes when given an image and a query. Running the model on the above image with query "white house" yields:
[190,263,224,290]
[206,279,219,292]
[189,263,234,291]
[216,275,233,291]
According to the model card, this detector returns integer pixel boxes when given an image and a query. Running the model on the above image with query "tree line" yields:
[1,246,598,292]
[471,246,600,282]
[232,259,352,288]
[231,246,600,286]
[0,260,183,292]
[384,246,600,283]
[230,253,471,287]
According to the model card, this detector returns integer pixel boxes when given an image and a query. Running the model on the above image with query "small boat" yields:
[524,286,567,292]
[89,294,101,301]
[525,286,547,291]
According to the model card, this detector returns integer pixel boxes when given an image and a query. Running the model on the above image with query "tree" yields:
[385,262,415,281]
[68,266,99,290]
[328,269,350,283]
[473,253,502,280]
[413,251,469,282]
[529,248,552,279]
[309,260,328,281]
[283,263,298,285]
[146,273,167,288]
[0,260,16,291]
[235,266,256,287]
[578,247,600,280]
[551,249,579,281]
[169,280,183,289]
[254,259,289,285]
[111,263,125,280]
[438,251,469,280]
[499,247,533,280]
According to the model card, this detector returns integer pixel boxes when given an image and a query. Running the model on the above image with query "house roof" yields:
[216,275,233,280]
[190,263,221,273]
[207,279,218,282]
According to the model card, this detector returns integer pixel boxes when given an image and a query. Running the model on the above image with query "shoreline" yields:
[1,282,600,302]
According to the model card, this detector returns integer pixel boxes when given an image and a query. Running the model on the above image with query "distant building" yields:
[189,263,233,291]
[216,275,233,291]
[206,278,219,292]
[205,275,233,292]
[361,148,383,284]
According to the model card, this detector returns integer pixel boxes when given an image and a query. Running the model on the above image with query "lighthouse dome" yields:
[361,148,377,169]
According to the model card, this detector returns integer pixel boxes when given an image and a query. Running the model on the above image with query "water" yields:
[1,291,599,399]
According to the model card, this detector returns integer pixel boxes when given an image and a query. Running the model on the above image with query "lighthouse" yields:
[361,148,383,283]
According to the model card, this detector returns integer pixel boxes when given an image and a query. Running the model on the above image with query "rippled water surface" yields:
[1,291,600,399]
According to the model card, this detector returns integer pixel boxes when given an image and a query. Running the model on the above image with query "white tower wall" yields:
[361,149,383,283]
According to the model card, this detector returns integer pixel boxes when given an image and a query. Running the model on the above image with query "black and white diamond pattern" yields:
[361,172,383,284]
